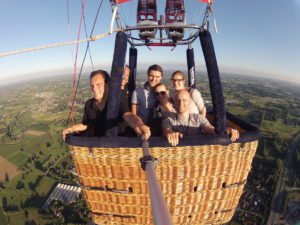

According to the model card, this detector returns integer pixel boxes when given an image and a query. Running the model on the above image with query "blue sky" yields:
[0,0,300,84]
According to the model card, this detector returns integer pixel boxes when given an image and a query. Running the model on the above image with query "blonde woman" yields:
[171,71,206,117]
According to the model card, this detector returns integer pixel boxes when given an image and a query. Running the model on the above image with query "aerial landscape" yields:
[0,71,299,225]
[1,0,300,224]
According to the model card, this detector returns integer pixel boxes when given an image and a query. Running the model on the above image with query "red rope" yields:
[71,0,87,124]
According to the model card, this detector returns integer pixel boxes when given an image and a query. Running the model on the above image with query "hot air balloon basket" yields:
[68,136,258,224]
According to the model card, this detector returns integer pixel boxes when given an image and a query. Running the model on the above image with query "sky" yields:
[0,0,300,84]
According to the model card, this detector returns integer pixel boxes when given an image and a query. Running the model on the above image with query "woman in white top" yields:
[170,71,206,117]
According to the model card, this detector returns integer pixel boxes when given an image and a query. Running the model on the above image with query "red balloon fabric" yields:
[198,0,212,3]
[114,0,132,4]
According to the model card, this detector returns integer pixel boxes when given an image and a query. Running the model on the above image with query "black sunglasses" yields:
[155,91,167,96]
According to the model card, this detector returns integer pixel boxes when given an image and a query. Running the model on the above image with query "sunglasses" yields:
[155,91,167,97]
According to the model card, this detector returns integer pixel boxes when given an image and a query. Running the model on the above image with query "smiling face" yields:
[148,70,162,88]
[174,90,191,114]
[171,72,185,91]
[121,66,130,87]
[90,74,107,101]
[154,84,169,104]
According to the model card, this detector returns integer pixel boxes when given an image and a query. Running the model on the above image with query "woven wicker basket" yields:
[66,113,259,225]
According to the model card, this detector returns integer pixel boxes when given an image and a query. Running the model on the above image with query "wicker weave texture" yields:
[69,141,258,225]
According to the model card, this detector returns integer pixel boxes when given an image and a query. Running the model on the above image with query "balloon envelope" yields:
[198,0,212,3]
[114,0,133,4]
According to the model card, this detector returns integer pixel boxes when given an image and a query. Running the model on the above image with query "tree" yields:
[6,122,18,140]
[25,220,37,225]
[28,182,35,191]
[5,112,32,141]
[16,180,24,189]
[2,197,7,210]
[24,209,29,218]
[62,161,67,169]
[5,172,9,182]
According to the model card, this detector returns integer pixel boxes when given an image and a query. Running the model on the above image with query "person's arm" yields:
[190,89,206,117]
[62,99,90,141]
[203,124,215,134]
[131,104,138,115]
[62,123,88,141]
[123,112,151,140]
[162,117,183,147]
[226,127,240,142]
[203,124,239,142]
[131,89,139,115]
[200,107,206,118]
[163,127,183,147]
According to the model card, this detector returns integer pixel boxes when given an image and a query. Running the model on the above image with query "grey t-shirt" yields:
[162,113,210,136]
[131,83,157,124]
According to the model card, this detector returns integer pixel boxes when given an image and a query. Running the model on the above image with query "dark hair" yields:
[171,70,185,80]
[90,70,110,83]
[154,82,168,91]
[147,64,163,76]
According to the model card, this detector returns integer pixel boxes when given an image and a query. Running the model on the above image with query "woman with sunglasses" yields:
[148,83,176,136]
[171,71,206,117]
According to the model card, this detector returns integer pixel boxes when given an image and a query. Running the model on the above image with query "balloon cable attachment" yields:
[202,3,218,33]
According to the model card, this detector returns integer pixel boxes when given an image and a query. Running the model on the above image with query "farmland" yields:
[0,72,300,224]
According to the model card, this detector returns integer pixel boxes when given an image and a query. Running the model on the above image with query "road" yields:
[266,132,300,225]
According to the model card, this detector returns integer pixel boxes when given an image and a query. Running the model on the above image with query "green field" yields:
[36,176,56,196]
[29,124,49,131]
[0,141,20,158]
[7,151,31,167]
[0,73,299,224]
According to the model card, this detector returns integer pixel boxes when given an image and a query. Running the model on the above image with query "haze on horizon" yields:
[0,0,299,84]
[1,63,299,87]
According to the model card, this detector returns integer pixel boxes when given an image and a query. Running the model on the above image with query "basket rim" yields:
[65,112,260,148]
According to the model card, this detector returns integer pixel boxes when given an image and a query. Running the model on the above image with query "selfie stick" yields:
[140,136,173,225]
